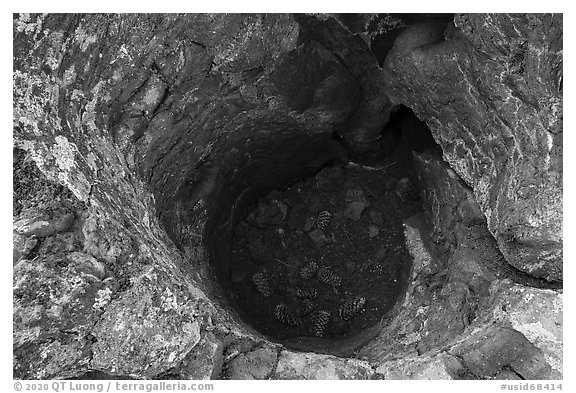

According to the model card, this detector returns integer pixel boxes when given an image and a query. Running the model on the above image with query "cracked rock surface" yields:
[383,14,563,282]
[13,13,561,380]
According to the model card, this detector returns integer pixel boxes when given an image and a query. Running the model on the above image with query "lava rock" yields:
[174,332,224,379]
[13,255,109,378]
[12,12,563,381]
[375,353,464,380]
[344,201,368,220]
[38,232,79,255]
[345,260,357,272]
[308,229,332,248]
[306,194,324,214]
[345,188,366,203]
[90,273,202,378]
[230,263,252,283]
[247,236,268,262]
[14,208,75,238]
[366,225,379,238]
[274,350,374,380]
[315,167,344,191]
[286,255,303,269]
[369,210,384,225]
[287,203,307,230]
[375,248,388,261]
[225,345,278,380]
[303,216,316,232]
[385,15,563,281]
[67,252,107,280]
[13,232,37,265]
[382,176,398,191]
[269,38,360,122]
[450,326,552,379]
[487,280,563,379]
[414,152,485,249]
[251,199,287,227]
[493,370,522,380]
[395,177,418,200]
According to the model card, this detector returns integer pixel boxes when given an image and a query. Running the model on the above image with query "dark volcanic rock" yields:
[414,151,554,291]
[12,13,365,379]
[384,14,563,281]
[274,350,374,380]
[13,255,107,378]
[172,332,224,379]
[414,151,486,252]
[364,217,562,379]
[14,207,74,238]
[450,326,552,379]
[223,345,278,380]
[13,232,37,265]
[295,15,394,155]
[13,13,562,380]
[90,271,205,378]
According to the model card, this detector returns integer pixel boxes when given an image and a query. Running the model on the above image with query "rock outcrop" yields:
[12,12,384,380]
[383,14,563,282]
[13,13,562,380]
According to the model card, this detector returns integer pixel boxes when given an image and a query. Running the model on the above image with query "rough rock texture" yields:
[375,353,464,380]
[358,152,561,379]
[274,351,374,380]
[294,15,393,155]
[362,215,561,379]
[358,215,474,365]
[413,151,485,252]
[383,14,563,282]
[173,332,224,379]
[223,345,278,380]
[13,13,382,380]
[13,13,562,380]
[14,256,102,379]
[417,150,563,379]
[451,326,551,379]
[89,271,204,378]
[413,151,555,290]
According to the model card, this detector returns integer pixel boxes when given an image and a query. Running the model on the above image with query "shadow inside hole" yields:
[202,107,442,356]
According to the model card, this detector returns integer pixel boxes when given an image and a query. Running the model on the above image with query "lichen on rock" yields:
[383,14,563,282]
[13,13,562,380]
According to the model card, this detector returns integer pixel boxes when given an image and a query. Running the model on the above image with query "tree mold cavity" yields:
[12,13,563,380]
[187,106,443,356]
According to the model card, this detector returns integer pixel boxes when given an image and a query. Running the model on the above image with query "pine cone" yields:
[317,266,341,288]
[274,303,300,326]
[316,210,332,229]
[296,288,318,299]
[312,310,331,337]
[252,271,271,297]
[339,297,366,321]
[300,261,318,280]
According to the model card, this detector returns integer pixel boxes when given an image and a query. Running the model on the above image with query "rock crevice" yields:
[13,13,562,380]
[382,14,562,282]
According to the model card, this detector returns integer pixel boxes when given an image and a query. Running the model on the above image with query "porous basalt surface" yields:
[13,13,562,380]
[382,14,563,282]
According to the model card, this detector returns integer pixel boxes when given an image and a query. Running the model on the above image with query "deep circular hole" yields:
[203,106,441,355]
